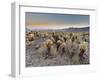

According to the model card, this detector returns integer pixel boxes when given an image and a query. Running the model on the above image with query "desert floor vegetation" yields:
[26,31,89,67]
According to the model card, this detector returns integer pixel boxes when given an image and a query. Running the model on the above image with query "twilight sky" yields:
[25,12,89,30]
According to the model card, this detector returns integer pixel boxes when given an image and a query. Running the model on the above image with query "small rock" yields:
[35,44,40,49]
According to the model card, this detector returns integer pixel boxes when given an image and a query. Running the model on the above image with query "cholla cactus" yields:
[69,33,73,39]
[37,39,56,59]
[63,35,69,42]
[71,42,80,64]
[26,32,34,46]
[56,40,62,51]
[45,39,53,48]
[49,36,55,43]
[66,39,73,55]
[65,39,80,64]
[79,42,88,51]
[41,33,48,38]
[79,42,88,63]
[50,46,58,58]
[71,34,78,42]
[74,36,81,44]
[37,43,48,58]
[58,42,67,56]
[53,34,59,42]
[72,43,79,56]
[71,53,80,64]
[45,39,58,58]
[58,36,64,42]
[28,33,35,41]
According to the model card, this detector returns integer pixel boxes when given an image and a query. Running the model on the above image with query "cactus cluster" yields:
[26,31,89,66]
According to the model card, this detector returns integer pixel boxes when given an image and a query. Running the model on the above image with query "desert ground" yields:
[26,31,89,67]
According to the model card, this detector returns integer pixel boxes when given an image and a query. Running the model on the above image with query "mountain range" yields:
[26,27,89,32]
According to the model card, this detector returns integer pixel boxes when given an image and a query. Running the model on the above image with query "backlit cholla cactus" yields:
[56,40,62,51]
[27,33,35,41]
[26,32,35,46]
[37,39,57,59]
[65,37,80,64]
[58,41,67,56]
[49,36,55,43]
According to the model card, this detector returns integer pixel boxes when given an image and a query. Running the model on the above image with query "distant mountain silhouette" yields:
[59,27,89,32]
[26,27,89,32]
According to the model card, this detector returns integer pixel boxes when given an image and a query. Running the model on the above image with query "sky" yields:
[25,12,89,30]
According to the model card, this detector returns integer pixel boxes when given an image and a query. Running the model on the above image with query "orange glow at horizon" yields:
[26,22,52,27]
